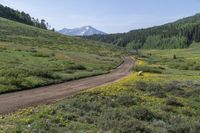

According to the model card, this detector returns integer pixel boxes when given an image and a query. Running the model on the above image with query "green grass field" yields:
[0,17,124,93]
[1,43,199,132]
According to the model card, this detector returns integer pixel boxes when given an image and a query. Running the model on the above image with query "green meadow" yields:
[1,44,200,133]
[0,17,124,93]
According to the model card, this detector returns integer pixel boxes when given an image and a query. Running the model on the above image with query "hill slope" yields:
[86,13,200,49]
[0,4,49,29]
[0,17,123,94]
[58,26,106,36]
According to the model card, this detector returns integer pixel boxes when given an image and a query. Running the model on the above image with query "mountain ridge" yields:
[85,13,200,49]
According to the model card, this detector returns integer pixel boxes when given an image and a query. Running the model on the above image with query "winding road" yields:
[0,57,134,115]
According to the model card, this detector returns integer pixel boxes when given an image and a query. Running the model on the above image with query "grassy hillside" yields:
[0,17,124,94]
[86,13,200,49]
[1,44,200,132]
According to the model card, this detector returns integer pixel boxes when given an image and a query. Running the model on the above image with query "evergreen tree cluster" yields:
[85,13,200,49]
[0,4,51,30]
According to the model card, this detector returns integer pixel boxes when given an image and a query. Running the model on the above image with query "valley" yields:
[1,44,200,132]
[0,2,200,133]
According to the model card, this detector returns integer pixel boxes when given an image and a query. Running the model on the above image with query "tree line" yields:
[0,4,54,30]
[85,13,200,49]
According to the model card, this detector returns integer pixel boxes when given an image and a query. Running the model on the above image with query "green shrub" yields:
[164,81,181,92]
[134,82,165,98]
[32,52,52,57]
[134,66,163,74]
[182,109,193,117]
[173,54,177,59]
[129,107,159,121]
[97,108,151,132]
[168,124,191,133]
[31,69,60,79]
[161,106,176,113]
[164,81,187,97]
[112,119,152,133]
[67,64,86,70]
[193,64,200,70]
[166,97,184,107]
[116,95,137,107]
[150,91,167,98]
[168,120,200,133]
[134,81,148,91]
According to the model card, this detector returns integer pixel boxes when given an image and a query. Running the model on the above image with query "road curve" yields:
[0,57,134,115]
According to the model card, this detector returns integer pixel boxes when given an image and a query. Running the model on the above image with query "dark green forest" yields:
[0,4,50,30]
[85,13,200,49]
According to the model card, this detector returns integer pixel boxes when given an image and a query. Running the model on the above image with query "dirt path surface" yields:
[0,57,135,115]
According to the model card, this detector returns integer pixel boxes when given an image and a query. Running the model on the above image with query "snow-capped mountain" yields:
[58,26,106,36]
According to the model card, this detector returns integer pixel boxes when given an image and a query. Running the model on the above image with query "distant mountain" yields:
[58,26,107,36]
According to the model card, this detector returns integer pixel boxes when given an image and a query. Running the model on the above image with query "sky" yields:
[0,0,200,33]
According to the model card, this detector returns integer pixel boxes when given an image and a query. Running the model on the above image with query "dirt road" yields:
[0,57,134,115]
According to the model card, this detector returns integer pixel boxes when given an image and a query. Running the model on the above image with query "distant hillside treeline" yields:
[85,13,200,49]
[0,4,50,30]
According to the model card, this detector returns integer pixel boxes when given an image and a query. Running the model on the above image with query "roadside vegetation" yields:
[0,17,124,94]
[1,43,199,133]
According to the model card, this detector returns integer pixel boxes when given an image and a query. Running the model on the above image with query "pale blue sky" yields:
[0,0,200,33]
